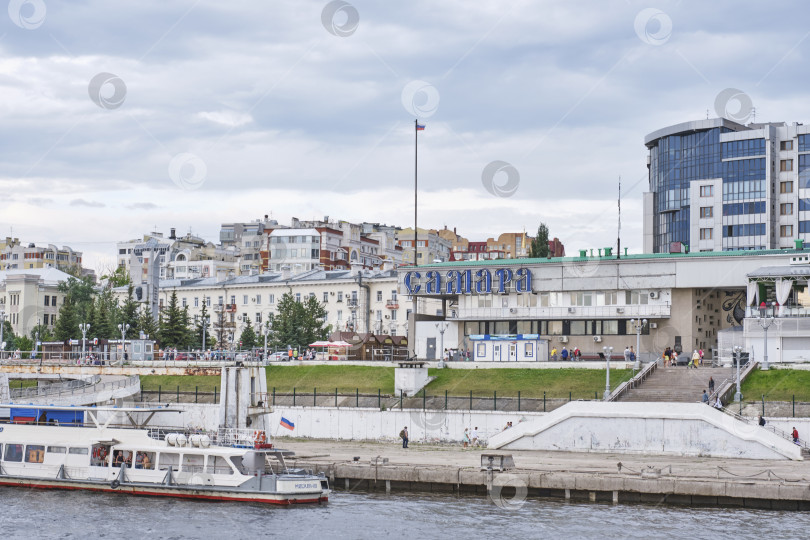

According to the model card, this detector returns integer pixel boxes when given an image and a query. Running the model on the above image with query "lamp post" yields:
[201,315,210,352]
[756,304,775,371]
[0,310,6,361]
[35,322,41,366]
[79,323,90,363]
[262,322,270,362]
[734,345,743,402]
[629,318,647,370]
[603,346,613,401]
[118,323,130,365]
[436,322,448,363]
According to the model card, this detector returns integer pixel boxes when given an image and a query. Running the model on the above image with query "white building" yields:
[0,268,72,338]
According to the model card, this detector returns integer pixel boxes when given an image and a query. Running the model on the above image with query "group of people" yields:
[462,427,481,448]
[442,348,472,361]
[662,346,704,367]
[550,346,581,361]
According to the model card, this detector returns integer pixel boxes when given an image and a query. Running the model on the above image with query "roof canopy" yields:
[309,340,351,347]
[746,266,810,280]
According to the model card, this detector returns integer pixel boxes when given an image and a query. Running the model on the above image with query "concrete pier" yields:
[280,439,810,509]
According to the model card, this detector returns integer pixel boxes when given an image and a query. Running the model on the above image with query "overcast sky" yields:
[2,0,810,272]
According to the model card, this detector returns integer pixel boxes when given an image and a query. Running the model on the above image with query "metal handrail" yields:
[607,359,658,402]
[10,375,101,399]
[7,375,139,402]
[720,406,810,450]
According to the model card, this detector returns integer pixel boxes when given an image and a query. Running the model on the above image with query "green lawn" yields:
[741,370,810,402]
[8,379,38,389]
[139,366,633,399]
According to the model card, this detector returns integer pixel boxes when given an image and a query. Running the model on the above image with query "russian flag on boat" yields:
[280,417,295,430]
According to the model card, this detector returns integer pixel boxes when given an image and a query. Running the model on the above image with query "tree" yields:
[195,301,215,350]
[528,223,550,258]
[239,318,257,350]
[93,290,118,339]
[54,298,79,341]
[159,290,189,347]
[1,319,16,352]
[119,285,140,338]
[58,276,96,323]
[271,292,306,350]
[138,305,159,341]
[101,266,131,288]
[302,294,331,345]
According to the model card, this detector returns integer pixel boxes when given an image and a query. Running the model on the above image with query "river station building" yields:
[400,247,810,363]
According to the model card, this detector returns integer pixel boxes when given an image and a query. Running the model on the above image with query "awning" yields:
[309,340,351,347]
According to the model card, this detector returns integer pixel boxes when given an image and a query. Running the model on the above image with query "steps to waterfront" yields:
[618,366,732,403]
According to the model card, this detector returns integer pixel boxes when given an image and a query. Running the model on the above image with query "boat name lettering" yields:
[295,483,319,489]
[403,268,532,295]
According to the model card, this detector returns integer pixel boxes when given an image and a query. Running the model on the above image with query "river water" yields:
[1,487,808,539]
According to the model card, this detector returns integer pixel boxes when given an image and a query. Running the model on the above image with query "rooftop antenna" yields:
[617,176,621,260]
[751,107,756,123]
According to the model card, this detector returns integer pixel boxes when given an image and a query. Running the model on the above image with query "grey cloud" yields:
[70,199,105,208]
[27,197,53,205]
[126,202,159,210]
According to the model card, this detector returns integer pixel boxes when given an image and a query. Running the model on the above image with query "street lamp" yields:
[603,346,613,401]
[261,322,270,361]
[201,315,210,352]
[756,303,775,371]
[734,345,743,402]
[118,323,130,365]
[436,322,449,363]
[629,318,647,370]
[79,323,90,363]
[0,310,6,361]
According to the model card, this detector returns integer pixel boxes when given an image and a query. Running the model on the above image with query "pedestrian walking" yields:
[560,347,569,361]
[793,427,800,445]
[400,426,409,448]
[698,348,704,366]
[550,347,558,361]
[624,346,631,362]
[708,376,715,394]
[472,427,480,447]
[759,415,766,426]
[629,346,636,364]
[462,428,470,448]
[691,350,700,369]
[701,389,709,404]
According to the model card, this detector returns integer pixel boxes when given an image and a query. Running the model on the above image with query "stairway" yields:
[618,366,733,403]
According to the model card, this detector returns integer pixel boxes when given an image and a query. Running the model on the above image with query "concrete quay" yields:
[281,439,810,509]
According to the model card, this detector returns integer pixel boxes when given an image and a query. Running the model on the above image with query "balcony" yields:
[386,299,399,309]
[745,306,810,319]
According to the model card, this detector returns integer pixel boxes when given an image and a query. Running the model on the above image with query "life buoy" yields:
[254,430,267,445]
[110,479,120,489]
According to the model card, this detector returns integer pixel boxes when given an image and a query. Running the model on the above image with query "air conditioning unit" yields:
[649,291,659,299]
[616,307,624,314]
[593,336,602,342]
[509,308,517,313]
[567,307,576,313]
[385,315,390,319]
[558,336,568,343]
[649,322,658,329]
[251,297,257,302]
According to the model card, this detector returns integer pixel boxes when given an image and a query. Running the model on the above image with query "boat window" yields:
[47,446,67,453]
[207,455,234,475]
[69,447,89,455]
[26,445,45,463]
[4,444,23,462]
[135,451,155,470]
[0,443,3,458]
[181,454,204,473]
[91,444,110,467]
[158,452,180,471]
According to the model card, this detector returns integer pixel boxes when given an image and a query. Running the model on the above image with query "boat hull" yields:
[0,476,329,505]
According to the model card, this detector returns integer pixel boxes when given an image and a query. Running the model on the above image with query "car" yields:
[268,351,289,362]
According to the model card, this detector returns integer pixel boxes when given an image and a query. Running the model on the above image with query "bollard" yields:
[177,386,180,402]
[378,389,381,409]
[595,391,597,400]
[158,385,161,403]
[356,388,359,407]
[569,391,572,402]
[493,391,496,411]
[195,386,198,403]
[762,394,765,416]
[445,389,448,410]
[470,390,473,411]
[314,387,317,407]
[272,387,275,406]
[423,389,426,410]
[518,391,521,412]
[335,388,338,408]
[293,387,296,406]
[400,389,403,410]
[214,386,217,403]
[543,391,546,412]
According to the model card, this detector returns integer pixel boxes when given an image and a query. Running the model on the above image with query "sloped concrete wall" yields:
[488,402,801,460]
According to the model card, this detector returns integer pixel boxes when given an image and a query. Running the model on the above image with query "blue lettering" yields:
[445,270,462,293]
[515,268,532,293]
[461,269,473,294]
[495,268,513,293]
[474,269,492,294]
[425,271,441,294]
[404,271,421,294]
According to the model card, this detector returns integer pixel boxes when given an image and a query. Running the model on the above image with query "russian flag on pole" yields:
[280,417,295,430]
[416,123,425,131]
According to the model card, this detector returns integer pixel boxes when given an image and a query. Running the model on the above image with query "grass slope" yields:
[140,366,634,398]
[741,370,810,402]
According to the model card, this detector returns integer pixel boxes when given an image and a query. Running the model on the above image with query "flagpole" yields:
[412,118,418,359]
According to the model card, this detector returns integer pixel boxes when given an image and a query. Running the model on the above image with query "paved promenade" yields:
[279,439,810,508]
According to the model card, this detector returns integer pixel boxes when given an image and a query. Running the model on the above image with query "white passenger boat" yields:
[0,405,329,505]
